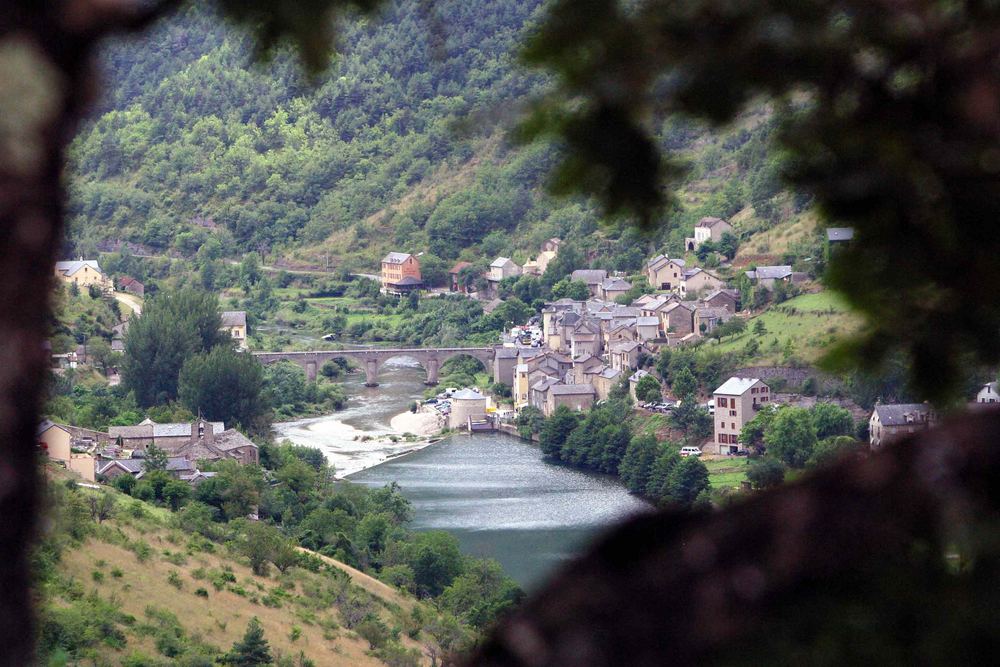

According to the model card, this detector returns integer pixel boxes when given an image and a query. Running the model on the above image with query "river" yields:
[274,357,651,588]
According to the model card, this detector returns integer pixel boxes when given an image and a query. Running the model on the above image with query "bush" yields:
[746,457,785,490]
[195,588,209,598]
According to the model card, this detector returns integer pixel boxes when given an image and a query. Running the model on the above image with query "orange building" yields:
[381,252,422,293]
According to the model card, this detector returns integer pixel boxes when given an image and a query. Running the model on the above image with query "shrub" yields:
[91,570,104,583]
[195,587,209,598]
[166,571,183,590]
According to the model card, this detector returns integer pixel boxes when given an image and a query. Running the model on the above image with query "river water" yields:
[274,357,651,588]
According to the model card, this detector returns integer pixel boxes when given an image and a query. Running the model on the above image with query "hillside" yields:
[39,469,458,666]
[65,0,796,275]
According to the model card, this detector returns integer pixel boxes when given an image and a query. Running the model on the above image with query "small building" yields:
[694,306,733,335]
[449,388,488,429]
[489,257,521,283]
[37,420,72,463]
[609,341,643,371]
[713,377,771,455]
[570,270,609,298]
[660,302,695,336]
[449,261,473,292]
[599,277,632,302]
[54,259,112,290]
[221,311,248,350]
[118,275,145,297]
[541,237,562,253]
[702,289,740,313]
[545,384,596,416]
[869,403,936,449]
[976,381,1000,404]
[744,266,793,288]
[646,255,686,291]
[680,268,726,297]
[381,252,422,293]
[635,316,661,341]
[826,227,855,245]
[685,217,734,251]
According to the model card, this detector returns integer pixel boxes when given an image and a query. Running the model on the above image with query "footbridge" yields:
[253,347,496,386]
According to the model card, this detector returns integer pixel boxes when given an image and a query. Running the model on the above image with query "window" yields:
[730,409,737,416]
[731,423,736,429]
[718,397,728,408]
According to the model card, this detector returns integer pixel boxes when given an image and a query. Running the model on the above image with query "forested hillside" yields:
[67,0,798,273]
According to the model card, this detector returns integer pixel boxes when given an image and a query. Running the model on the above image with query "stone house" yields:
[541,237,562,253]
[628,369,655,402]
[694,306,733,335]
[545,384,597,416]
[869,403,936,449]
[599,277,632,302]
[54,259,112,290]
[449,388,488,429]
[590,366,623,401]
[646,255,687,291]
[660,302,695,336]
[570,270,609,297]
[449,261,473,292]
[680,268,726,297]
[702,289,740,313]
[609,341,643,371]
[569,318,602,357]
[635,316,661,341]
[118,275,145,297]
[221,310,248,349]
[489,257,521,283]
[685,216,734,251]
[530,376,563,413]
[568,353,604,384]
[744,265,793,288]
[713,377,771,455]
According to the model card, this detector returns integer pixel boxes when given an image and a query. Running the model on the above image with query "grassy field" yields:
[709,290,861,365]
[703,457,749,490]
[50,481,441,666]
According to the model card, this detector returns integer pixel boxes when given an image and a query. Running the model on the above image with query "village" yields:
[39,215,997,492]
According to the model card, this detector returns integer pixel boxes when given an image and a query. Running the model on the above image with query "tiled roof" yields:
[97,459,143,475]
[214,429,256,452]
[748,266,793,280]
[490,257,516,268]
[393,276,422,286]
[220,311,247,327]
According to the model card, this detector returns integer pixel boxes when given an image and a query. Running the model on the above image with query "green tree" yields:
[666,457,710,507]
[764,407,818,469]
[811,403,855,440]
[408,531,465,598]
[670,367,697,399]
[439,559,524,629]
[618,434,659,495]
[634,374,662,403]
[807,436,865,470]
[87,338,114,374]
[177,346,268,433]
[122,289,231,406]
[539,406,581,459]
[161,479,191,511]
[550,278,590,301]
[753,319,767,336]
[219,617,273,666]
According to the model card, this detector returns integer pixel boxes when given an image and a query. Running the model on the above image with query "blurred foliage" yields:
[523,0,1000,403]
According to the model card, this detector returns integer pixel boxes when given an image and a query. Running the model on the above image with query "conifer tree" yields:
[219,617,273,666]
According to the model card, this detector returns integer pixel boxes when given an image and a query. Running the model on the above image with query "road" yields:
[113,291,142,316]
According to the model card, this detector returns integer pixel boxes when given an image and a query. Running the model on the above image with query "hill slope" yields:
[66,0,795,274]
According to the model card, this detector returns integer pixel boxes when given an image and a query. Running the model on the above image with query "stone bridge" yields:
[253,347,496,386]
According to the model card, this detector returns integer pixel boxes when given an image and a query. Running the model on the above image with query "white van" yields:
[679,446,702,457]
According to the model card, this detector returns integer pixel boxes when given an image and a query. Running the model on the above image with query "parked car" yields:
[679,446,703,457]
